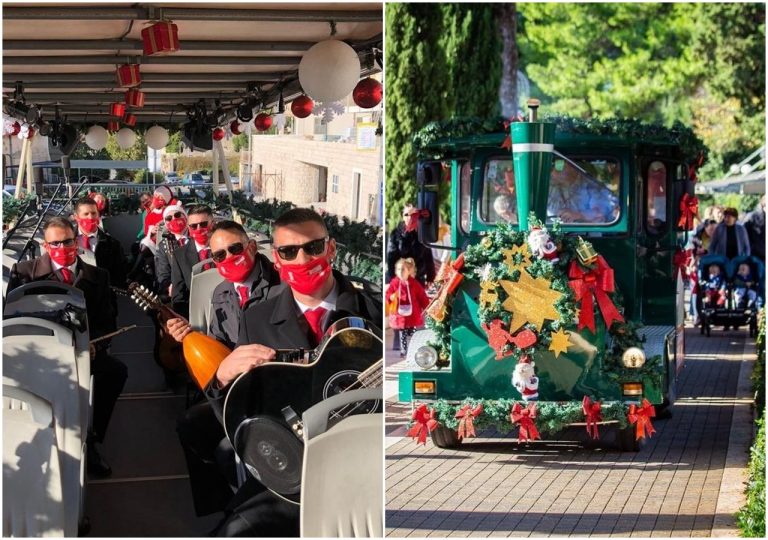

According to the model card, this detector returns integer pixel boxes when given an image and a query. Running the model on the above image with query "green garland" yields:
[413,114,708,164]
[430,398,628,436]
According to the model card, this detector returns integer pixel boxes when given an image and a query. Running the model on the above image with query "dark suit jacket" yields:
[7,253,118,340]
[208,253,281,350]
[86,228,128,288]
[386,223,436,285]
[170,240,205,317]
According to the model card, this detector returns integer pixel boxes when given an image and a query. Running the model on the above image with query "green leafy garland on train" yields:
[413,115,708,162]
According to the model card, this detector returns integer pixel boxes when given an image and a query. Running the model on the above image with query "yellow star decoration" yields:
[502,243,531,272]
[548,328,572,358]
[500,269,564,333]
[478,280,498,307]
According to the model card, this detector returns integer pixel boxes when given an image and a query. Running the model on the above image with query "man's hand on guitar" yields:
[216,344,276,387]
[166,317,192,343]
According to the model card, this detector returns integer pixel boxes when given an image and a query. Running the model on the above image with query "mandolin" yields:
[222,316,383,503]
[129,282,231,389]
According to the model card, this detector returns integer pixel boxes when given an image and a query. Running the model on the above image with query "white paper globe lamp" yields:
[298,39,361,103]
[145,125,169,150]
[85,125,108,151]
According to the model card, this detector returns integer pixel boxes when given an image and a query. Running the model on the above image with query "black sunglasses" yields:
[164,212,185,222]
[188,221,209,230]
[47,238,76,248]
[275,237,328,261]
[211,242,245,263]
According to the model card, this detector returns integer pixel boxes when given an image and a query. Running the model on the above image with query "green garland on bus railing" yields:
[413,115,708,162]
[2,194,35,226]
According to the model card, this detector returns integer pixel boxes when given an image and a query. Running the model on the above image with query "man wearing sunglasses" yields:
[169,205,215,317]
[205,208,382,537]
[154,203,189,297]
[7,217,128,478]
[72,197,128,288]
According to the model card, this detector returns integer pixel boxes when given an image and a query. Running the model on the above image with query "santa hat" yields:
[153,185,174,204]
[162,204,187,220]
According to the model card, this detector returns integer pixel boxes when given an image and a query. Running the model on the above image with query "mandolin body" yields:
[182,331,232,390]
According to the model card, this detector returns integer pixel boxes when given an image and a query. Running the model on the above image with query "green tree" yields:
[165,130,183,154]
[232,133,249,153]
[105,131,147,161]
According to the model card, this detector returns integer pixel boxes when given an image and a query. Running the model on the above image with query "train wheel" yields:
[616,425,640,452]
[430,425,462,448]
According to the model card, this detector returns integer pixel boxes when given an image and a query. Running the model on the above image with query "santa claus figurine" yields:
[512,355,539,401]
[527,226,559,263]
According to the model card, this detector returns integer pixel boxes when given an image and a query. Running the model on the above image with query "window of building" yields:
[331,174,340,194]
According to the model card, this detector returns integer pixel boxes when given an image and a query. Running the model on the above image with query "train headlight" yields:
[414,346,438,370]
[621,347,646,369]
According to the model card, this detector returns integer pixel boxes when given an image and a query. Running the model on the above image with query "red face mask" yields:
[76,217,99,235]
[152,196,167,209]
[278,256,332,295]
[167,217,187,235]
[189,226,209,245]
[48,245,78,267]
[216,252,255,283]
[404,212,419,233]
[94,199,106,213]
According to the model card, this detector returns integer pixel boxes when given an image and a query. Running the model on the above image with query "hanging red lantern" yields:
[291,95,314,119]
[254,113,272,131]
[107,120,120,133]
[110,102,126,117]
[212,127,226,141]
[123,113,137,127]
[125,88,145,108]
[230,120,242,135]
[141,21,180,56]
[352,77,383,109]
[116,64,141,87]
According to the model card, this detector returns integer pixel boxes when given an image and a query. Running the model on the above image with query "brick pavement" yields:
[385,325,756,537]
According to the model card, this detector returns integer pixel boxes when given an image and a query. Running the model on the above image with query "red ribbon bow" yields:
[568,255,625,334]
[673,248,692,280]
[455,403,483,440]
[510,402,540,443]
[677,194,699,230]
[582,396,603,439]
[627,399,656,441]
[407,404,438,445]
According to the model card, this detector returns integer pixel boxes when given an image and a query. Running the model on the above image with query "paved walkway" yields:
[384,325,756,537]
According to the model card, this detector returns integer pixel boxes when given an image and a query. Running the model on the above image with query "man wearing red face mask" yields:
[143,185,174,237]
[7,217,128,478]
[72,197,128,287]
[169,205,215,317]
[203,208,382,537]
[155,203,189,295]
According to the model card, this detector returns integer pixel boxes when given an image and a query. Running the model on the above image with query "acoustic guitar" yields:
[222,316,383,503]
[129,282,231,389]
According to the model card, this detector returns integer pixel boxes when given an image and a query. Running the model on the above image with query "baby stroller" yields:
[727,255,764,337]
[699,254,763,337]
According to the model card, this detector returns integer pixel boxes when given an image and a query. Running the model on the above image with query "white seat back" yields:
[189,262,224,333]
[77,248,96,267]
[3,331,83,536]
[300,389,383,538]
[3,386,65,538]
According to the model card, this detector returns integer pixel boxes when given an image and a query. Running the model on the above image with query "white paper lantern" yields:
[116,127,136,149]
[145,125,169,150]
[85,125,108,151]
[299,39,361,103]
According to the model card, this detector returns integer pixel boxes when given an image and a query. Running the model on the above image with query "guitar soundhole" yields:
[323,370,380,418]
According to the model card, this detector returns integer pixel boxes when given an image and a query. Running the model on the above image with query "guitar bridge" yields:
[281,406,304,440]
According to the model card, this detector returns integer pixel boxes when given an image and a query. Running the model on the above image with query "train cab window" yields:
[646,160,668,234]
[459,161,471,233]
[547,155,621,225]
[479,158,518,224]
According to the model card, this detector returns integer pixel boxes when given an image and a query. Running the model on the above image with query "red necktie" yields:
[79,235,90,251]
[178,237,187,247]
[304,307,327,347]
[237,285,250,308]
[59,267,74,285]
[199,248,213,271]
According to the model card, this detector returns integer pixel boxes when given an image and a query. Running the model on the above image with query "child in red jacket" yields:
[386,257,431,358]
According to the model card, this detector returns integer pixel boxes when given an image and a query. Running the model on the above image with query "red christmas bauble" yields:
[25,127,35,139]
[291,95,314,119]
[230,120,242,135]
[11,122,20,136]
[254,113,272,131]
[213,127,226,141]
[352,77,383,109]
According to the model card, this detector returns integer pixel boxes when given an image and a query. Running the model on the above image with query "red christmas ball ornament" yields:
[352,77,383,109]
[213,127,226,141]
[254,113,272,132]
[11,122,20,136]
[25,127,35,139]
[291,95,314,119]
[230,120,242,135]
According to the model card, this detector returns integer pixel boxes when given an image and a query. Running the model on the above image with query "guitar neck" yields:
[357,358,383,388]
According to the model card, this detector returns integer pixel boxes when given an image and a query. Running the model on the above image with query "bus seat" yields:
[77,248,96,267]
[300,389,383,538]
[3,386,65,538]
[3,333,83,536]
[5,280,83,306]
[189,261,224,333]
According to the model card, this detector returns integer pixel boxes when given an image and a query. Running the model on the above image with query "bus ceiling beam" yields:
[2,40,316,52]
[2,6,382,22]
[2,56,303,66]
[2,80,266,90]
[2,72,283,83]
[7,92,245,102]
